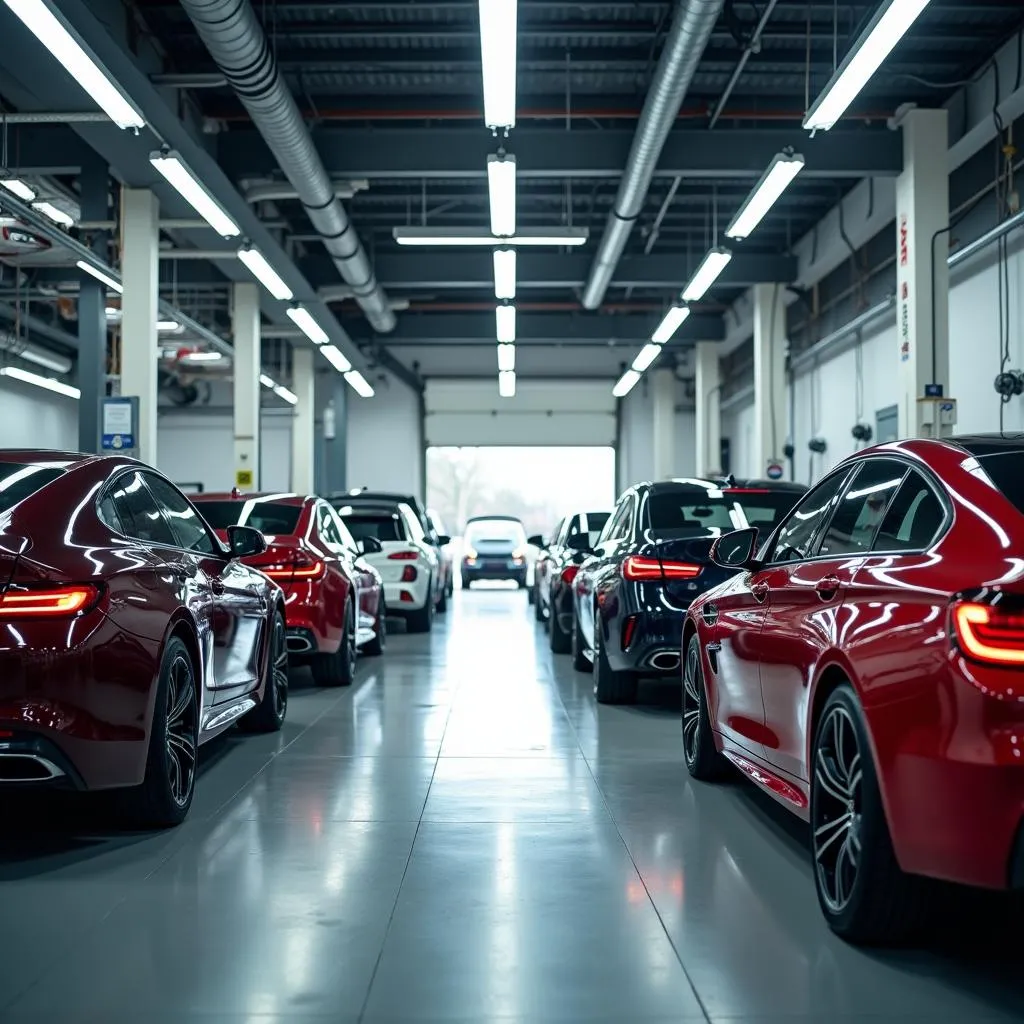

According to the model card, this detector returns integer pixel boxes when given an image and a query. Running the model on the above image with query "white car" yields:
[336,499,442,633]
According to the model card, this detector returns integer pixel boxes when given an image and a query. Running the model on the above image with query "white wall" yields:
[618,375,696,492]
[346,377,424,498]
[0,377,77,450]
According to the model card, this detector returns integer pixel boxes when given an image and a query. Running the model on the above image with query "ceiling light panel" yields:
[238,247,293,301]
[487,154,516,237]
[150,151,240,238]
[612,369,642,399]
[392,227,588,247]
[493,248,516,300]
[344,370,375,397]
[496,304,516,343]
[0,365,80,398]
[632,343,664,373]
[498,370,516,398]
[319,344,352,373]
[681,248,733,303]
[478,0,517,130]
[76,260,122,294]
[725,153,805,240]
[286,306,330,345]
[497,343,515,372]
[651,305,691,344]
[0,179,36,201]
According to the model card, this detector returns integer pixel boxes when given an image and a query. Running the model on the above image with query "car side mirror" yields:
[436,534,451,547]
[227,524,266,558]
[527,534,544,548]
[711,527,760,570]
[358,536,383,555]
[566,533,592,553]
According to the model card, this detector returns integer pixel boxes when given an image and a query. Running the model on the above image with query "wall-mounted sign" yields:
[101,397,138,454]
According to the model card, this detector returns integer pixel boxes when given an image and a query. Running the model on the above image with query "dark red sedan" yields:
[682,435,1024,943]
[0,451,287,826]
[194,492,386,686]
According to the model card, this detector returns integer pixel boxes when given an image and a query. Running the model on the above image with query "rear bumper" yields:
[463,561,527,582]
[384,580,431,611]
[608,608,686,676]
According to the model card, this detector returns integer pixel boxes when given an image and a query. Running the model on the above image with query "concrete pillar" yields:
[316,370,348,495]
[231,282,261,491]
[753,283,787,477]
[652,366,675,480]
[120,188,160,464]
[895,108,950,438]
[694,341,721,477]
[291,347,315,494]
[77,156,109,453]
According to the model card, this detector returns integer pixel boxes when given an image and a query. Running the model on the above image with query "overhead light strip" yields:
[238,246,294,301]
[725,153,805,240]
[497,342,515,373]
[33,201,73,228]
[681,248,733,302]
[0,179,36,202]
[272,383,298,405]
[319,344,352,373]
[496,304,516,343]
[150,150,240,238]
[487,153,516,237]
[393,227,588,247]
[286,305,330,345]
[612,369,641,399]
[498,370,516,398]
[651,304,691,345]
[478,0,517,130]
[345,370,375,398]
[0,365,80,399]
[493,248,516,300]
[76,260,122,294]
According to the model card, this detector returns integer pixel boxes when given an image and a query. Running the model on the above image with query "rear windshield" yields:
[648,490,748,534]
[723,489,804,533]
[565,511,610,542]
[466,520,526,544]
[0,463,66,514]
[197,500,302,535]
[976,452,1024,517]
[342,513,406,543]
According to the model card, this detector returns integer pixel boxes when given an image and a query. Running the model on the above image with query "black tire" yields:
[312,600,356,687]
[122,635,198,828]
[810,684,930,944]
[461,577,471,591]
[527,583,535,605]
[682,634,729,781]
[534,585,545,622]
[406,583,434,633]
[593,616,637,704]
[363,596,387,657]
[240,609,289,732]
[571,609,591,672]
[437,586,448,614]
[550,598,572,654]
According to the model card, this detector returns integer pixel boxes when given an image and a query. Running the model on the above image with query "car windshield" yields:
[0,462,66,514]
[465,520,526,545]
[566,511,610,543]
[974,451,1024,518]
[648,490,748,534]
[342,512,406,542]
[197,500,302,535]
[723,488,804,533]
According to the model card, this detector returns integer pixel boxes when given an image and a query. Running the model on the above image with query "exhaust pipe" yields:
[0,754,65,781]
[286,634,315,654]
[648,651,682,672]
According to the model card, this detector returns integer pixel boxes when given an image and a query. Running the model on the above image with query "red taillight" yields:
[399,589,415,603]
[0,584,99,618]
[622,556,702,581]
[401,565,418,582]
[263,558,324,581]
[952,602,1024,666]
[561,565,579,586]
[622,614,638,649]
[388,550,418,561]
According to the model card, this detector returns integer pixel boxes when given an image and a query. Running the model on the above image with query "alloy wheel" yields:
[272,614,288,720]
[812,705,864,913]
[682,642,701,766]
[165,653,198,808]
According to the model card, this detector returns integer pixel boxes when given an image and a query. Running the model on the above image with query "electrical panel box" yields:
[916,396,957,438]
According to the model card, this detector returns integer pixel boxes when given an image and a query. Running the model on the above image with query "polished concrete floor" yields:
[0,588,1022,1023]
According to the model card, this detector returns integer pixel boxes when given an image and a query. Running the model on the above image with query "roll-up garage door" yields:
[424,380,616,447]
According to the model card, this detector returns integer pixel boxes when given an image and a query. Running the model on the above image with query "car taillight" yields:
[401,565,418,582]
[388,550,418,561]
[561,565,579,586]
[622,556,702,581]
[263,557,324,581]
[622,614,639,649]
[0,584,100,618]
[952,601,1024,666]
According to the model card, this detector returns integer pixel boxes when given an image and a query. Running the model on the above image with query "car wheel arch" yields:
[162,615,203,732]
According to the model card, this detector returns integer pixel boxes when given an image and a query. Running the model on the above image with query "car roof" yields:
[466,515,523,523]
[340,489,422,505]
[0,449,114,467]
[194,491,309,506]
[722,478,807,492]
[945,434,1024,457]
[337,503,403,516]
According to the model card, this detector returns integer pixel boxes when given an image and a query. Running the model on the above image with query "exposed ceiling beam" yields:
[219,127,903,180]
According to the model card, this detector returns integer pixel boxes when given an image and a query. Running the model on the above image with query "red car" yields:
[194,492,385,686]
[682,435,1024,943]
[0,451,287,826]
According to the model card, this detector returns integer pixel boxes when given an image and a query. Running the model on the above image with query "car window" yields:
[197,499,302,535]
[600,501,630,544]
[723,488,804,534]
[818,459,906,558]
[768,471,849,564]
[970,450,1024,518]
[0,462,66,513]
[108,471,178,548]
[342,511,406,542]
[402,505,426,543]
[647,490,746,534]
[566,511,610,547]
[144,474,218,555]
[97,492,123,533]
[873,470,946,551]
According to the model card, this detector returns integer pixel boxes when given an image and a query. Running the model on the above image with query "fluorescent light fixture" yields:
[2,0,145,129]
[0,365,79,399]
[478,0,517,129]
[612,369,642,399]
[157,319,182,333]
[33,201,73,228]
[149,150,240,238]
[487,154,516,237]
[77,260,122,294]
[180,350,222,362]
[632,343,664,373]
[0,178,35,201]
[319,344,352,373]
[286,305,330,345]
[272,384,298,405]
[498,369,516,398]
[804,0,932,131]
[493,248,516,299]
[238,246,293,301]
[725,153,805,240]
[18,346,72,374]
[496,304,516,343]
[105,306,119,319]
[393,227,588,247]
[681,248,733,302]
[259,374,276,388]
[651,304,691,344]
[344,370,375,398]
[497,342,515,372]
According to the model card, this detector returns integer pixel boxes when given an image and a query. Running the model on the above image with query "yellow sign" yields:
[235,469,254,489]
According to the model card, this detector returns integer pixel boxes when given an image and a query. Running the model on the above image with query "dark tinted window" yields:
[565,511,610,547]
[975,451,1024,519]
[0,463,65,513]
[819,460,906,558]
[724,489,803,533]
[145,475,217,555]
[874,470,945,551]
[198,500,302,535]
[769,471,848,564]
[599,501,631,543]
[109,471,177,547]
[97,493,122,533]
[343,513,406,542]
[648,491,743,534]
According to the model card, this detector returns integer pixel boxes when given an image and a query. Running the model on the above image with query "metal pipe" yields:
[243,180,368,204]
[708,0,781,129]
[151,73,228,89]
[178,0,396,333]
[720,383,754,412]
[0,111,109,124]
[949,207,1024,269]
[159,249,239,260]
[789,296,895,375]
[581,0,725,310]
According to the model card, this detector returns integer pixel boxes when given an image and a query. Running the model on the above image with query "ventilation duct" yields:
[581,0,725,310]
[178,0,395,333]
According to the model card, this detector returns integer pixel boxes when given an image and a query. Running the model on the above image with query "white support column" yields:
[232,283,261,491]
[896,108,950,438]
[753,283,787,477]
[291,347,315,494]
[694,341,721,477]
[651,366,675,480]
[120,188,160,464]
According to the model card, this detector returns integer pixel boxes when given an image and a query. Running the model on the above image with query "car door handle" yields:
[750,581,769,603]
[167,561,196,582]
[210,579,225,595]
[815,576,841,600]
